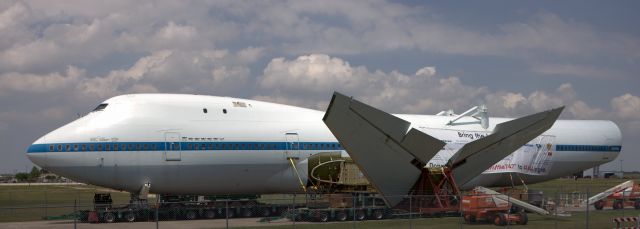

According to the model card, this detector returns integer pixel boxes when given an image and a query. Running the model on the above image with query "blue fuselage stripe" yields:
[27,141,344,153]
[27,142,622,153]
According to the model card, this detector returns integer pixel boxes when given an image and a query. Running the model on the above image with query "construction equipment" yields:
[461,186,555,226]
[584,180,640,210]
[475,187,550,216]
[462,192,528,226]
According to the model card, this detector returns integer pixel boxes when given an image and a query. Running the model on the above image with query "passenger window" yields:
[114,144,119,151]
[194,144,199,150]
[152,144,157,150]
[136,144,141,150]
[90,145,95,151]
[208,144,213,150]
[97,144,103,150]
[81,145,86,151]
[187,144,193,150]
[105,144,110,151]
[49,145,54,151]
[74,145,78,151]
[144,144,149,150]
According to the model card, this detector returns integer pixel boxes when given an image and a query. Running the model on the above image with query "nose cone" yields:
[26,139,48,169]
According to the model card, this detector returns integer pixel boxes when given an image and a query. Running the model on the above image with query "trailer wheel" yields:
[372,209,384,220]
[493,213,507,226]
[185,210,197,220]
[315,211,329,222]
[103,212,116,223]
[242,208,253,217]
[124,211,136,222]
[204,210,216,219]
[463,214,476,223]
[355,210,366,221]
[517,212,528,225]
[226,209,236,218]
[613,200,624,210]
[594,200,605,210]
[260,207,271,217]
[335,211,347,221]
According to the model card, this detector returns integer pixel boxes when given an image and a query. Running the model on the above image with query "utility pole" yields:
[620,160,624,179]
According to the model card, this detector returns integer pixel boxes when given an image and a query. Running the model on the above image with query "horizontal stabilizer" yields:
[323,92,445,207]
[450,107,564,186]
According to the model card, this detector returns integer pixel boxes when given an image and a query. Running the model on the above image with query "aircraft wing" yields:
[322,92,445,206]
[448,106,564,186]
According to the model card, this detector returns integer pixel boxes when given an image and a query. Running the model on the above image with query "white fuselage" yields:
[26,94,622,194]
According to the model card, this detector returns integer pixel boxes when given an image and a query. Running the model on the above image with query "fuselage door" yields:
[164,132,181,161]
[285,133,300,160]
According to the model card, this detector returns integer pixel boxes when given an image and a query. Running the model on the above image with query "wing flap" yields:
[450,107,564,186]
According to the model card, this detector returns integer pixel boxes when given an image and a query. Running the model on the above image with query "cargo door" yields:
[164,132,181,161]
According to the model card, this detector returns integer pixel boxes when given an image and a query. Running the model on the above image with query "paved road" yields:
[0,218,306,229]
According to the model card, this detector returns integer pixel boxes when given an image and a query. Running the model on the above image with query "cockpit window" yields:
[92,103,108,112]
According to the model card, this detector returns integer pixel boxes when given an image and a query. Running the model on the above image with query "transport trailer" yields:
[158,194,298,220]
[79,193,154,223]
[287,193,391,222]
[79,193,297,223]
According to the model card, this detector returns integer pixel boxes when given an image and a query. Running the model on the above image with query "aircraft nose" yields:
[26,143,48,168]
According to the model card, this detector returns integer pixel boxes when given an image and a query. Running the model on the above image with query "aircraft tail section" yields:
[323,91,563,207]
[448,107,563,186]
[323,92,445,206]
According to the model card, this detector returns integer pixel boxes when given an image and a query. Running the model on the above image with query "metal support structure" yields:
[288,157,307,192]
[445,105,489,129]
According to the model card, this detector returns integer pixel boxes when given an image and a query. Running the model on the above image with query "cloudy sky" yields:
[1,1,638,174]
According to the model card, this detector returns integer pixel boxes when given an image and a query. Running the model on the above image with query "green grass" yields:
[527,178,640,196]
[0,184,131,222]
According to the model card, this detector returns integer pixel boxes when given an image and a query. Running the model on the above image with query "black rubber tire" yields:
[613,200,624,210]
[226,209,236,218]
[185,210,197,220]
[242,208,253,218]
[204,210,216,219]
[103,212,116,223]
[494,213,507,226]
[464,214,476,223]
[594,200,605,210]
[355,210,366,221]
[124,211,136,222]
[335,211,347,221]
[371,209,384,220]
[316,211,329,222]
[517,212,528,225]
[260,207,271,217]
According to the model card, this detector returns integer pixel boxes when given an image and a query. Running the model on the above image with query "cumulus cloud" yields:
[0,1,638,173]
[0,66,84,95]
[611,94,640,120]
[258,54,487,113]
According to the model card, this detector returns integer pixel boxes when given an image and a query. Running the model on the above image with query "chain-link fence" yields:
[2,184,640,228]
